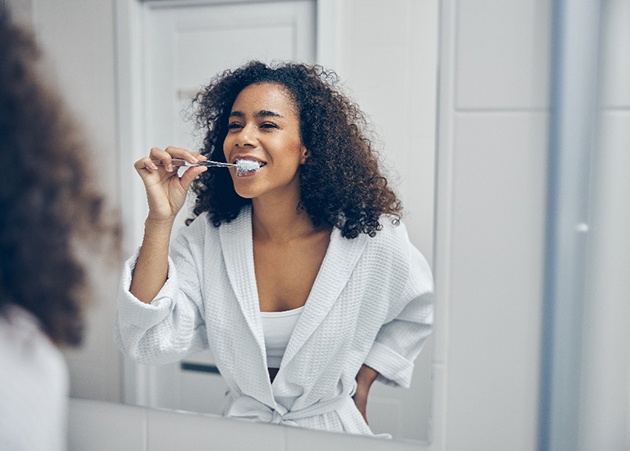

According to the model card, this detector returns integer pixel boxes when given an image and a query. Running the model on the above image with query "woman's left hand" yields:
[353,364,379,424]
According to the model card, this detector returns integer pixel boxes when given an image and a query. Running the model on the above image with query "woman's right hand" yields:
[134,146,208,223]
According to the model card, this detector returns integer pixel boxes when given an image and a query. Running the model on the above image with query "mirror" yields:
[11,0,437,444]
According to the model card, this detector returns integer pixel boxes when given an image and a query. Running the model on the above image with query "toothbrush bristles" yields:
[236,160,262,172]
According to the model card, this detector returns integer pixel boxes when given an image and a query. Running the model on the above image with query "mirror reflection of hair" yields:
[0,4,120,450]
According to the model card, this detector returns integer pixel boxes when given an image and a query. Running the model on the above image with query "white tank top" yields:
[260,306,304,368]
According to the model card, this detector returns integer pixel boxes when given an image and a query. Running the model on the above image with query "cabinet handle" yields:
[180,362,221,375]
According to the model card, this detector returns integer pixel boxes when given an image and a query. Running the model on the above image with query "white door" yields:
[140,0,316,415]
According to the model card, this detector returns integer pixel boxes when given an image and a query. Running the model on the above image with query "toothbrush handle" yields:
[154,158,236,168]
[199,160,236,168]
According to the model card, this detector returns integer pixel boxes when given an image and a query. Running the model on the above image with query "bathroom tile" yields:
[68,398,146,451]
[147,408,285,451]
[179,371,228,415]
[455,0,551,110]
[366,397,402,437]
[444,112,547,450]
[285,426,427,451]
[600,0,630,108]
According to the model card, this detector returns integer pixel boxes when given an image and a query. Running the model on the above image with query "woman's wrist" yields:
[144,216,175,238]
[356,364,379,386]
[145,215,175,228]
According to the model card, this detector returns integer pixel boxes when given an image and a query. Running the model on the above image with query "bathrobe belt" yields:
[226,393,350,426]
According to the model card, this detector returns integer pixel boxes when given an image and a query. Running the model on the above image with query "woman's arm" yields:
[115,219,210,365]
[129,218,175,302]
[353,364,379,423]
[129,146,206,303]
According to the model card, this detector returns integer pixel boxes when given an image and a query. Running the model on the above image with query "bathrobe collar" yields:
[218,206,369,374]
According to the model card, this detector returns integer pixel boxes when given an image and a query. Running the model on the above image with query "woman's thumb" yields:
[180,166,207,192]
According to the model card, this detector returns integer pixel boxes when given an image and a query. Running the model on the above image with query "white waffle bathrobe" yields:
[115,207,433,436]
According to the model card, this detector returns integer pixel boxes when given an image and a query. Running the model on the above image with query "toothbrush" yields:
[155,158,263,172]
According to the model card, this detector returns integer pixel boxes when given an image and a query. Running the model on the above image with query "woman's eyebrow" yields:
[229,110,284,118]
[255,110,284,118]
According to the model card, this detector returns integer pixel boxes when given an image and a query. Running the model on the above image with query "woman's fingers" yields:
[133,146,209,219]
[135,146,207,174]
[134,155,158,172]
[150,147,175,172]
[161,146,204,166]
[180,165,207,192]
[134,148,170,174]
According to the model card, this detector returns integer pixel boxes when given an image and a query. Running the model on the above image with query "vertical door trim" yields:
[115,0,327,409]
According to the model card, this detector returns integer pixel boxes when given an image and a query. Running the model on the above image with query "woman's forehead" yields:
[231,82,298,115]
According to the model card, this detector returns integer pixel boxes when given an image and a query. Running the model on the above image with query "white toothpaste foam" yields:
[236,160,263,172]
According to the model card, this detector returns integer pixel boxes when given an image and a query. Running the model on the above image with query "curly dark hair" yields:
[0,7,120,346]
[189,61,402,238]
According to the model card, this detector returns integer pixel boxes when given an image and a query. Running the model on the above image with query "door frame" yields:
[115,0,338,407]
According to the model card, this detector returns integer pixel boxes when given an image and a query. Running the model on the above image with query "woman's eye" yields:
[228,122,243,130]
[260,122,278,129]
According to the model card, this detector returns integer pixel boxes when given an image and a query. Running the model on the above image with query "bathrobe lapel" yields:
[219,208,368,399]
[218,208,276,406]
[281,228,368,368]
[219,209,263,350]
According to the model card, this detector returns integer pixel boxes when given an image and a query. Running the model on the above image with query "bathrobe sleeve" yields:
[362,225,434,389]
[115,218,209,365]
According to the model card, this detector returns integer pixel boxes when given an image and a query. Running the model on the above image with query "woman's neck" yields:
[251,198,316,243]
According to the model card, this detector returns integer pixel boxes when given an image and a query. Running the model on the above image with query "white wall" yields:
[323,0,437,264]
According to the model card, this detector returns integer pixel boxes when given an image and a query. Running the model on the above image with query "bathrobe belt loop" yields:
[226,393,350,426]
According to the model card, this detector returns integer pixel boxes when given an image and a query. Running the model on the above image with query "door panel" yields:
[142,0,315,415]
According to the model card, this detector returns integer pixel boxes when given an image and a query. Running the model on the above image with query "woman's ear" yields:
[300,147,309,165]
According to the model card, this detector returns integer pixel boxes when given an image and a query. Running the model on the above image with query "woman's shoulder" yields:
[175,208,251,251]
[176,212,221,241]
[364,215,430,269]
[365,217,433,289]
[368,215,412,248]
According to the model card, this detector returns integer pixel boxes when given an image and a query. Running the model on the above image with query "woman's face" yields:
[223,82,307,203]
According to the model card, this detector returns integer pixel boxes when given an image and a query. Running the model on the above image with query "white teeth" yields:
[235,159,264,172]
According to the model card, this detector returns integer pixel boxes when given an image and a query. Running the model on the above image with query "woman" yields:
[116,61,433,436]
[0,6,119,450]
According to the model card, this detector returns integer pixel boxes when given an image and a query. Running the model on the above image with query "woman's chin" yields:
[232,186,257,200]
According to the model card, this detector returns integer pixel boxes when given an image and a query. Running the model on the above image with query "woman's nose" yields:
[235,123,256,147]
